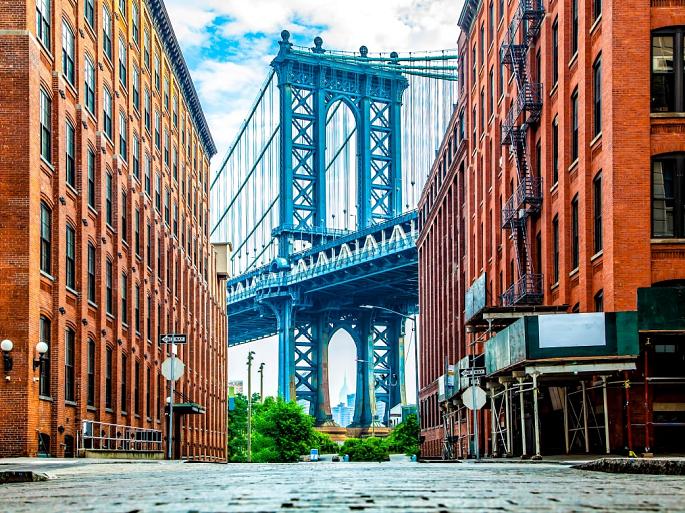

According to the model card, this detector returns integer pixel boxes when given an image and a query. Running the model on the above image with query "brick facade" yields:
[0,0,228,459]
[418,0,685,458]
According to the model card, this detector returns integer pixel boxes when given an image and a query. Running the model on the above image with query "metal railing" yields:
[500,273,544,307]
[79,420,163,453]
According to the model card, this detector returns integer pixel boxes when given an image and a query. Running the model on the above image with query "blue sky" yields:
[165,0,461,401]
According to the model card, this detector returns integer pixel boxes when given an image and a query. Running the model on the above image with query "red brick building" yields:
[418,0,685,459]
[0,0,228,459]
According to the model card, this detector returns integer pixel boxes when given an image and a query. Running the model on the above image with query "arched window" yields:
[64,327,76,402]
[39,316,51,397]
[40,201,52,274]
[61,20,75,85]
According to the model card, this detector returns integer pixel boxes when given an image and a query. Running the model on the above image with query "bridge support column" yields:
[351,312,376,427]
[314,319,333,425]
[274,299,295,401]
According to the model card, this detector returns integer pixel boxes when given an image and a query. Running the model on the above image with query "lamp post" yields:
[258,362,265,403]
[247,351,255,463]
[1,339,14,375]
[360,305,420,448]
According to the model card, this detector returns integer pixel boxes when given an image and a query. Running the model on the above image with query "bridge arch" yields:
[325,99,359,232]
[326,326,359,428]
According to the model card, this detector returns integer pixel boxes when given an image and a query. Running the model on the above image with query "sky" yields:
[164,0,462,402]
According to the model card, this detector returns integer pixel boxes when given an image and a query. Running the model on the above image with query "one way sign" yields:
[159,333,187,345]
[461,367,486,377]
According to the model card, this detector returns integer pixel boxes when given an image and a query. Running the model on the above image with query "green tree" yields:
[310,430,339,454]
[339,437,390,462]
[227,393,265,462]
[386,414,420,456]
[252,398,315,463]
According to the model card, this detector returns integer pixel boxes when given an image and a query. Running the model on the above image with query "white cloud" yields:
[165,0,462,161]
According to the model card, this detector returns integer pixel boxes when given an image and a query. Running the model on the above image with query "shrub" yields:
[339,437,390,462]
[386,414,420,456]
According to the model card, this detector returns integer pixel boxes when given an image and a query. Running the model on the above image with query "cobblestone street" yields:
[1,460,685,512]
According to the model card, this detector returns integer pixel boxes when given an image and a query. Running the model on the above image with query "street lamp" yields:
[359,305,420,449]
[1,339,14,374]
[247,351,255,463]
[34,341,49,370]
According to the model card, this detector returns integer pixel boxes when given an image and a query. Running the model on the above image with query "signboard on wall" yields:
[538,313,606,349]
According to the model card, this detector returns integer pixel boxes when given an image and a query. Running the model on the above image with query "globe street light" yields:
[1,339,14,374]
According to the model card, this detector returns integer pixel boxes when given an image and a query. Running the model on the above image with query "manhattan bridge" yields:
[210,31,458,428]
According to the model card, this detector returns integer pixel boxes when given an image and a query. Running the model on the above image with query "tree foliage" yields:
[385,414,420,456]
[252,398,315,463]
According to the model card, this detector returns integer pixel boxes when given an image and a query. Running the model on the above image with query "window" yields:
[119,37,127,88]
[651,29,685,113]
[134,361,140,415]
[154,53,160,90]
[119,0,126,15]
[593,0,602,22]
[106,259,113,314]
[164,131,170,165]
[40,202,52,274]
[88,243,96,302]
[472,45,476,84]
[571,88,579,162]
[488,1,494,43]
[121,273,128,325]
[132,66,140,110]
[571,0,579,56]
[155,173,161,211]
[36,0,51,49]
[535,140,542,179]
[131,2,139,43]
[39,316,51,397]
[144,90,151,131]
[498,59,504,99]
[87,338,96,407]
[479,24,484,67]
[479,89,484,133]
[146,366,151,417]
[499,0,503,20]
[103,6,112,61]
[66,224,76,290]
[119,112,127,161]
[552,19,559,85]
[84,56,96,113]
[85,0,95,29]
[164,77,170,109]
[87,148,96,208]
[594,290,604,312]
[132,133,140,178]
[552,215,559,283]
[121,354,127,413]
[64,121,76,188]
[146,295,152,340]
[105,172,113,225]
[488,67,494,117]
[121,191,128,242]
[134,207,141,255]
[593,173,603,253]
[105,347,113,409]
[593,55,602,136]
[144,155,151,195]
[40,89,51,162]
[552,117,559,184]
[144,30,151,69]
[62,21,75,85]
[155,112,161,149]
[652,153,685,238]
[104,88,113,140]
[146,223,152,268]
[65,328,75,402]
[571,195,579,270]
[173,95,178,127]
[164,189,170,225]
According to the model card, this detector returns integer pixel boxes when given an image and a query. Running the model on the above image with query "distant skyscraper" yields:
[332,375,355,427]
[228,380,244,395]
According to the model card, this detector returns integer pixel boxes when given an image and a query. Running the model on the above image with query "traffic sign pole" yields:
[168,343,176,460]
[472,378,479,460]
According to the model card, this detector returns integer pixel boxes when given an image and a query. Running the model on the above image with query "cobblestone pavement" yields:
[1,460,685,512]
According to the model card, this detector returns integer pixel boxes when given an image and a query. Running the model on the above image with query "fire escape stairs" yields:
[499,0,545,307]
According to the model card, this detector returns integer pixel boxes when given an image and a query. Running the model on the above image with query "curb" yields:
[573,458,685,476]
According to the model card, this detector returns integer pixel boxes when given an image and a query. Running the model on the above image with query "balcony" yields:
[500,273,544,307]
[501,176,543,229]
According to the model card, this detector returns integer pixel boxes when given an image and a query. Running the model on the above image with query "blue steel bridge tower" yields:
[213,31,458,427]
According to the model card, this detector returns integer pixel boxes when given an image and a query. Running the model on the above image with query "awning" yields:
[169,402,206,415]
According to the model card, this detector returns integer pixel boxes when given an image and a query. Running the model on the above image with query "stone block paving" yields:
[1,461,685,512]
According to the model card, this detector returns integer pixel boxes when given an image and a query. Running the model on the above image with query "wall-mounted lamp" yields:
[1,339,13,373]
[33,341,49,370]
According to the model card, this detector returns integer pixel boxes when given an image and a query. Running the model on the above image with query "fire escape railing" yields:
[499,0,545,307]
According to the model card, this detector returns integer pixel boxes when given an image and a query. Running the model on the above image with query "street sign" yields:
[161,357,185,381]
[159,333,187,345]
[468,377,481,386]
[461,367,486,377]
[462,385,487,410]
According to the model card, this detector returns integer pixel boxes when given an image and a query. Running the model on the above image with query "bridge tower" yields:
[262,31,410,427]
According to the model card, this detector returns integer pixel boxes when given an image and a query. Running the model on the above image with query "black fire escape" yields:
[500,0,545,307]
